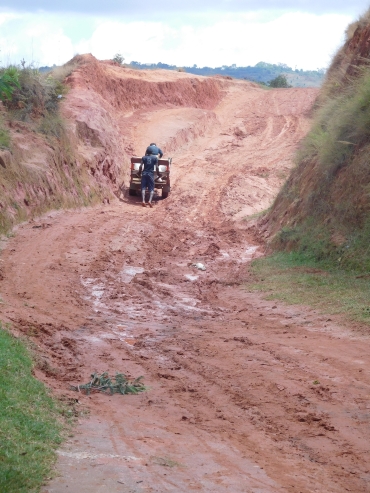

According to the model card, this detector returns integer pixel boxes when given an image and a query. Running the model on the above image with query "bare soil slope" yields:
[1,59,369,492]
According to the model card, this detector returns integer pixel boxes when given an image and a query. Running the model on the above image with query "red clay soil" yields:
[1,64,369,493]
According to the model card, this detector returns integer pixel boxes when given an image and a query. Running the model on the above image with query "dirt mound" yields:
[68,54,222,111]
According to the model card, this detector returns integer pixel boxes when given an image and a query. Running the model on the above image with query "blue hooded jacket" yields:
[146,145,163,158]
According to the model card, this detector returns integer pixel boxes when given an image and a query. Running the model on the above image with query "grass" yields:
[298,64,370,173]
[0,116,10,149]
[272,217,370,273]
[38,112,66,139]
[248,252,370,324]
[0,322,64,493]
[50,61,79,83]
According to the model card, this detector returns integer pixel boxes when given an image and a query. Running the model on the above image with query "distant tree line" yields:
[38,60,325,88]
[128,61,325,87]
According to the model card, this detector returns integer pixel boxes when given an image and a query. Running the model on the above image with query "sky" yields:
[0,1,369,70]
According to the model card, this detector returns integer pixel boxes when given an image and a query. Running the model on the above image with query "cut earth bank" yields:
[1,57,369,492]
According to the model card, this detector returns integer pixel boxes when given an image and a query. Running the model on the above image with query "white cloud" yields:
[74,12,351,70]
[75,21,169,62]
[0,0,367,16]
[0,10,353,70]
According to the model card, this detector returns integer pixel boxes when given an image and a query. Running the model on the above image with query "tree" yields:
[112,53,125,65]
[0,67,20,101]
[268,74,292,88]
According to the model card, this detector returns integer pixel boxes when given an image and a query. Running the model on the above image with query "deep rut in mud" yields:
[1,79,369,493]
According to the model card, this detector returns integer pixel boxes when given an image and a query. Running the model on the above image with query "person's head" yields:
[146,148,153,155]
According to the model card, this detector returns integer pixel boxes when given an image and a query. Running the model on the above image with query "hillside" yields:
[260,9,370,273]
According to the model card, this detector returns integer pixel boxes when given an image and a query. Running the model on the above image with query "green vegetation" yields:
[0,115,10,148]
[299,66,370,175]
[267,63,370,276]
[112,53,125,65]
[249,252,370,323]
[272,217,370,273]
[70,372,146,395]
[0,63,68,151]
[268,74,292,88]
[0,322,63,493]
[257,13,370,320]
[0,60,103,236]
[4,67,66,125]
[0,67,20,101]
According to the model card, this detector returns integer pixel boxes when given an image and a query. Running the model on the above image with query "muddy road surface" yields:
[1,80,370,493]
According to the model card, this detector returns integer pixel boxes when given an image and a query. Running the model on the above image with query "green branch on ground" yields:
[71,372,147,395]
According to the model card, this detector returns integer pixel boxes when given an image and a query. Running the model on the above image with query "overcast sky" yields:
[0,1,369,70]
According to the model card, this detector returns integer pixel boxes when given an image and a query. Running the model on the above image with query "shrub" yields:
[268,74,291,88]
[3,67,65,121]
[112,53,125,65]
[0,67,20,101]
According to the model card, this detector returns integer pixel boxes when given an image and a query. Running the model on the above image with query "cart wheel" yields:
[162,186,170,199]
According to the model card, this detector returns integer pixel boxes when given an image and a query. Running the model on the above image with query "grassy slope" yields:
[248,253,370,324]
[252,11,370,324]
[0,324,63,493]
[265,63,370,272]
